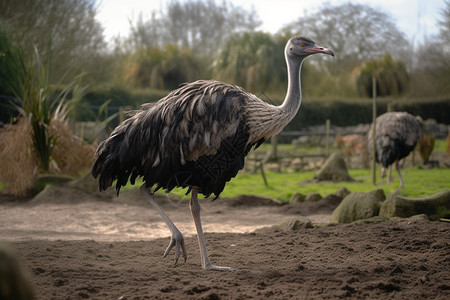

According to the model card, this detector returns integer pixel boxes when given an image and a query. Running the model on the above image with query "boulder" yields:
[314,152,354,182]
[305,192,322,202]
[279,217,313,231]
[289,192,306,203]
[368,189,386,202]
[336,187,351,199]
[379,190,450,220]
[330,192,383,223]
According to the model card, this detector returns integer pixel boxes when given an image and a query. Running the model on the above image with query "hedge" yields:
[75,87,449,131]
[284,98,450,130]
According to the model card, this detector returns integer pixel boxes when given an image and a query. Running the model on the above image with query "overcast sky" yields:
[97,0,446,46]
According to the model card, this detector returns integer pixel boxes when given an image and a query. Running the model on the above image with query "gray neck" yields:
[279,54,304,117]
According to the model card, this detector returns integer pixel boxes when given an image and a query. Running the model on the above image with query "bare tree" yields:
[410,1,450,97]
[438,1,450,45]
[127,0,261,56]
[0,0,106,83]
[282,3,410,74]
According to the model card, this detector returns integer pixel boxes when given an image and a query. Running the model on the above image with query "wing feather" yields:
[92,80,253,195]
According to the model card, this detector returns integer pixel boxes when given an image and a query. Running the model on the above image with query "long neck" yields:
[245,53,306,142]
[279,54,304,118]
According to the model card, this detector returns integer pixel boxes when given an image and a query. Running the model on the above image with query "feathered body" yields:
[92,80,295,198]
[368,112,422,168]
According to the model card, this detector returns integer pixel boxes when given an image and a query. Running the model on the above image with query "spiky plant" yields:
[0,29,85,172]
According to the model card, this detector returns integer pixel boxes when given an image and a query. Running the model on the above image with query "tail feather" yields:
[92,128,131,193]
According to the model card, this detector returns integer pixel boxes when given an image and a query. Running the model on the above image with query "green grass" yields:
[255,142,338,155]
[140,167,450,203]
[257,139,447,155]
[433,139,447,153]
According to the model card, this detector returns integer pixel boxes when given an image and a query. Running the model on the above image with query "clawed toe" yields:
[163,230,187,264]
[204,263,236,271]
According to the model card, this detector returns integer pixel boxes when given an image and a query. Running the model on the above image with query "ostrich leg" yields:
[381,167,386,179]
[395,160,405,187]
[189,187,235,271]
[140,185,187,264]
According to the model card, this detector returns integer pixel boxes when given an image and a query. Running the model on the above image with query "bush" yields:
[0,118,37,196]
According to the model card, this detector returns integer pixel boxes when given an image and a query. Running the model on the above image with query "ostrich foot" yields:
[204,263,236,271]
[163,228,187,265]
[140,185,187,265]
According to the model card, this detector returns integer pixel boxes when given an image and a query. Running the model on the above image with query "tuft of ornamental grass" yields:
[0,117,37,196]
[49,118,97,175]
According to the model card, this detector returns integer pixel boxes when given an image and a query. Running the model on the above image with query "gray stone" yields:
[368,189,386,202]
[279,217,313,231]
[336,187,351,199]
[330,192,383,223]
[290,192,306,203]
[408,214,429,221]
[379,190,450,220]
[305,192,322,202]
[314,152,354,182]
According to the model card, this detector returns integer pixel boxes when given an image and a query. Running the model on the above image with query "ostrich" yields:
[368,112,422,187]
[92,36,334,270]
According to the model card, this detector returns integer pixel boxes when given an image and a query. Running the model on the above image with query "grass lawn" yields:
[157,167,450,203]
[160,139,450,202]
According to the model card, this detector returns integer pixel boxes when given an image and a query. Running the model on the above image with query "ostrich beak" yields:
[305,44,335,57]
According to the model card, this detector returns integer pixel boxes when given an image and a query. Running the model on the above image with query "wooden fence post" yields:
[371,75,377,185]
[325,119,330,157]
[271,135,278,160]
[259,162,268,187]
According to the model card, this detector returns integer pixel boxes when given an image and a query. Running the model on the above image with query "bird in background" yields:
[368,112,422,187]
[92,36,334,270]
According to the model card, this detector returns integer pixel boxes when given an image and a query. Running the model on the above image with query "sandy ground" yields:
[1,188,449,299]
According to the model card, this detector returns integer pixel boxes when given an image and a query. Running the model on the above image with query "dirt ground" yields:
[1,188,449,300]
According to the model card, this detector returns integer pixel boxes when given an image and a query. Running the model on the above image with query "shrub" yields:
[0,118,37,196]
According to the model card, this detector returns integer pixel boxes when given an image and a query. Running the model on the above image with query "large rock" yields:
[330,192,383,223]
[279,217,313,230]
[314,152,354,182]
[336,187,351,199]
[290,192,306,203]
[305,192,322,202]
[368,189,386,202]
[379,190,450,220]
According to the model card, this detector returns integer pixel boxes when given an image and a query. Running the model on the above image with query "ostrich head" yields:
[285,36,335,58]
